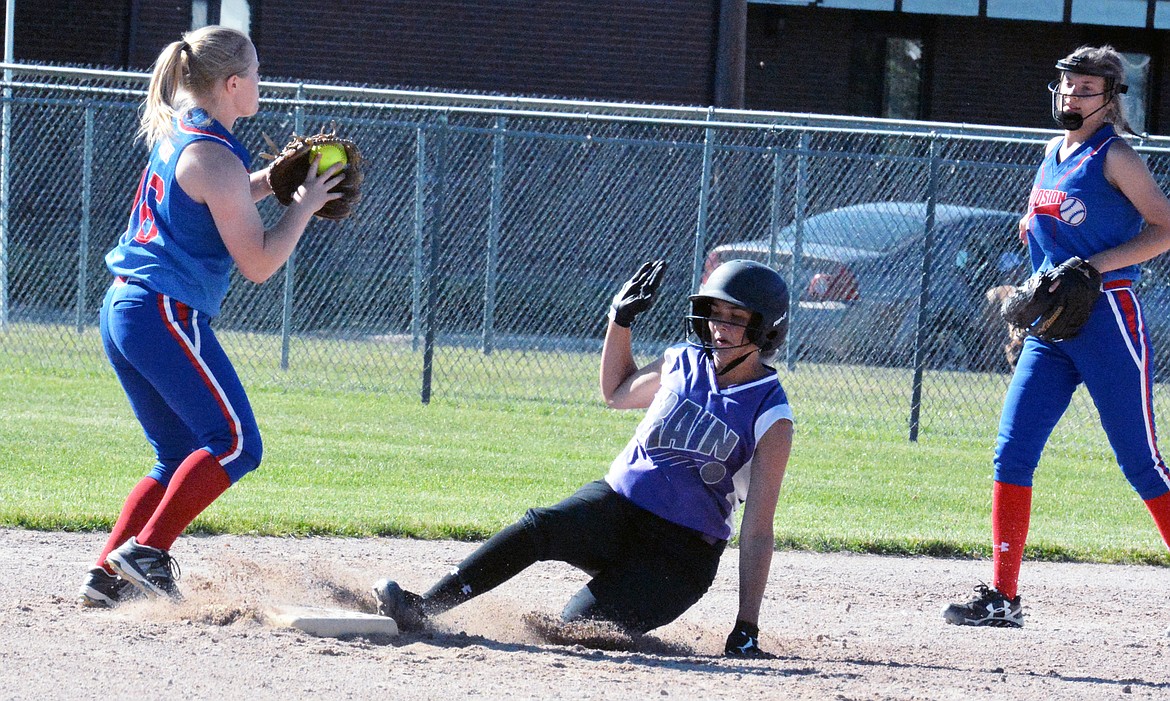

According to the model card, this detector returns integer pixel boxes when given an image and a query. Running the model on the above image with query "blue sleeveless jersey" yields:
[604,344,793,541]
[1025,123,1143,284]
[105,108,251,316]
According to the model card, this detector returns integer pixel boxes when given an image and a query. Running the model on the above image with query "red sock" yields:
[991,480,1032,600]
[96,476,166,571]
[1143,491,1170,549]
[137,450,232,551]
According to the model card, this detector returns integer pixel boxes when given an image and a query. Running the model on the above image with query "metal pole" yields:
[411,127,425,352]
[421,114,447,404]
[908,135,939,442]
[77,104,93,333]
[1,0,15,329]
[279,85,304,370]
[691,108,716,294]
[482,116,504,355]
[786,131,809,372]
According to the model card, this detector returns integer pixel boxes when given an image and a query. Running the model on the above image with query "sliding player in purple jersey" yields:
[945,45,1170,628]
[77,26,343,607]
[374,260,794,657]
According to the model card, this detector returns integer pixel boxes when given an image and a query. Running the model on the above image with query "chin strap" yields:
[714,349,758,376]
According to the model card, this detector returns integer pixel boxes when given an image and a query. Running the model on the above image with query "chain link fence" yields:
[4,64,1170,445]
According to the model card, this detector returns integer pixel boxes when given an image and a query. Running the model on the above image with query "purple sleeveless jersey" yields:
[605,344,793,541]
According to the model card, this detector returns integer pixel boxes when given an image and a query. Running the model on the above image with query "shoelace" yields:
[149,551,182,583]
[972,583,996,598]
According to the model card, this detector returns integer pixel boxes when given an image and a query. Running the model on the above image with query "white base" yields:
[264,604,399,638]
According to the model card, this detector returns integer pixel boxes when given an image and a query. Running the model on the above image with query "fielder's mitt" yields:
[266,130,363,220]
[1001,256,1102,342]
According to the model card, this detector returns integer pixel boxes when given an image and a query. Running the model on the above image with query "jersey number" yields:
[132,172,166,244]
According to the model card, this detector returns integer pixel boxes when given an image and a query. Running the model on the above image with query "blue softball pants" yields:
[100,278,262,485]
[994,282,1170,499]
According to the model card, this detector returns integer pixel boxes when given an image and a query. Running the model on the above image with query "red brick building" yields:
[4,1,1170,133]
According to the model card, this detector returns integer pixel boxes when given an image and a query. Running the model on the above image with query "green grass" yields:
[2,321,1168,566]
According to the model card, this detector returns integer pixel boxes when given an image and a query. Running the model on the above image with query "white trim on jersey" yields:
[716,373,778,396]
[754,404,794,444]
[727,459,753,534]
[162,295,244,467]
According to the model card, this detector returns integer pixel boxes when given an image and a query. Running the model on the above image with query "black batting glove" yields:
[609,260,666,328]
[724,619,774,659]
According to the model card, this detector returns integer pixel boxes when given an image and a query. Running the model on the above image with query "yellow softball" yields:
[310,143,348,174]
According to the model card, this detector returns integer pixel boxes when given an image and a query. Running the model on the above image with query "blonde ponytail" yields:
[137,26,254,148]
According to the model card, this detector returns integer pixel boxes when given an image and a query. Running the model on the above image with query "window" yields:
[191,1,250,35]
[1119,52,1151,134]
[221,0,251,35]
[884,38,924,119]
[986,0,1065,21]
[192,0,209,29]
[1070,0,1147,27]
[821,0,897,8]
[903,0,978,15]
[849,35,925,119]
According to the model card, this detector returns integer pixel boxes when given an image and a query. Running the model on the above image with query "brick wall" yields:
[252,0,718,105]
[745,5,1170,134]
[6,2,1169,132]
[6,1,719,106]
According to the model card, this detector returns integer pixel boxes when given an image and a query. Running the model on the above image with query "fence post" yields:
[691,108,716,293]
[76,104,93,334]
[421,113,448,404]
[279,85,305,370]
[483,116,504,355]
[786,130,810,372]
[0,46,11,329]
[412,127,425,352]
[908,134,939,442]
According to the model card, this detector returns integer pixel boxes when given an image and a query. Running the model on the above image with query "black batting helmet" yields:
[687,260,790,354]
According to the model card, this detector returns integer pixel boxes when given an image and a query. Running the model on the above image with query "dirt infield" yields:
[2,528,1168,700]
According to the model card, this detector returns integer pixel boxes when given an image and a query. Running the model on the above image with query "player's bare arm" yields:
[1090,142,1170,273]
[249,167,274,202]
[179,142,343,283]
[599,321,663,410]
[735,419,793,625]
[600,260,667,409]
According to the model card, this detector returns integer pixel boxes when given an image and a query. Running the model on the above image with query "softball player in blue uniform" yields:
[77,25,343,606]
[946,45,1170,627]
[374,260,794,657]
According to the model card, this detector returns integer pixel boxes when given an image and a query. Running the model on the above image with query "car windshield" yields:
[781,206,926,253]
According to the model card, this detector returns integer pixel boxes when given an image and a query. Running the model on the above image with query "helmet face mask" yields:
[685,299,761,353]
[1050,54,1128,131]
[686,260,790,357]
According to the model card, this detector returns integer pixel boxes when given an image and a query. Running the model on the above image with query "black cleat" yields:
[371,578,426,631]
[77,566,139,608]
[943,583,1023,628]
[106,537,182,600]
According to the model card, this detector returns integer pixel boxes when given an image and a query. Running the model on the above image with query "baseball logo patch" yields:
[699,461,727,485]
[1059,197,1087,226]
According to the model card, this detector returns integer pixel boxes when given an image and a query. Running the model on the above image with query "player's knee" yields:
[219,431,263,483]
[1119,461,1170,500]
[993,444,1039,487]
[992,460,1035,488]
[147,462,178,487]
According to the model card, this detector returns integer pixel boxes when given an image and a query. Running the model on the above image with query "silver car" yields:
[704,201,1023,372]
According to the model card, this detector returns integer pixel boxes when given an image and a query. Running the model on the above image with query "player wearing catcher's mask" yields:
[945,45,1170,628]
[77,26,346,607]
[374,259,794,657]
